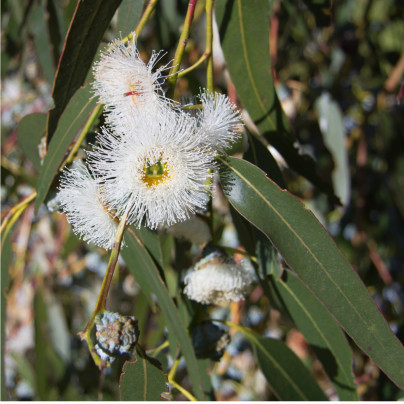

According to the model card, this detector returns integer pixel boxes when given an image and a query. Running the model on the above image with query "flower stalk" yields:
[167,0,198,95]
[79,207,129,368]
[1,190,37,237]
[205,0,214,92]
[168,357,197,401]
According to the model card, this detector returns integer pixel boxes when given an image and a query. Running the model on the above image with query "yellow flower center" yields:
[142,160,170,187]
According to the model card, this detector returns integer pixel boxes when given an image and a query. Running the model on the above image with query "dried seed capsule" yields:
[94,311,139,364]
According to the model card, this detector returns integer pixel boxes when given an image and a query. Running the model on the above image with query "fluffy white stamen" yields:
[92,38,175,126]
[196,89,244,154]
[57,161,119,250]
[88,111,214,229]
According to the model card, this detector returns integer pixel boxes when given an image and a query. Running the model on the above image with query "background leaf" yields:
[34,85,97,212]
[119,358,167,401]
[46,0,122,144]
[29,1,55,85]
[269,270,358,400]
[315,92,351,207]
[243,132,286,189]
[215,0,336,201]
[218,156,404,389]
[17,113,47,171]
[116,0,145,37]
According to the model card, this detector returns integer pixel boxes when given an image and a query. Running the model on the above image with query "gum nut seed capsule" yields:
[94,311,140,364]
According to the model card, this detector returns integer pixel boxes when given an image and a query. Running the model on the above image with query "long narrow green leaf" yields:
[46,0,122,143]
[270,270,358,400]
[35,85,97,212]
[215,0,336,200]
[243,133,285,189]
[1,221,14,401]
[121,230,206,400]
[230,324,327,400]
[34,288,49,400]
[218,156,404,388]
[254,337,328,401]
[30,1,55,85]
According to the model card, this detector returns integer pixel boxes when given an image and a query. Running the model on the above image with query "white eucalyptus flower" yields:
[92,38,174,125]
[88,111,214,229]
[184,251,256,304]
[196,89,243,154]
[57,161,118,250]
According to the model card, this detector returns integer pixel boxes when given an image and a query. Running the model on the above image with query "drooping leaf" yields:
[119,358,167,401]
[254,337,328,400]
[244,132,286,189]
[218,156,404,388]
[315,92,350,207]
[121,229,206,400]
[1,219,15,401]
[34,288,50,400]
[270,270,358,400]
[17,113,47,171]
[30,1,55,85]
[135,226,164,269]
[35,85,97,212]
[33,288,65,400]
[215,0,336,201]
[46,0,122,144]
[232,324,328,401]
[10,354,36,396]
[45,0,63,67]
[116,0,145,37]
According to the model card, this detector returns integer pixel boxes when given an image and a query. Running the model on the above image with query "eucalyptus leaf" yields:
[121,230,206,400]
[46,0,122,143]
[218,156,404,389]
[254,337,328,400]
[1,220,15,401]
[270,270,358,400]
[315,92,350,207]
[119,358,167,401]
[17,113,47,171]
[232,325,328,401]
[30,1,55,85]
[35,85,97,212]
[215,0,336,201]
[117,0,145,37]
